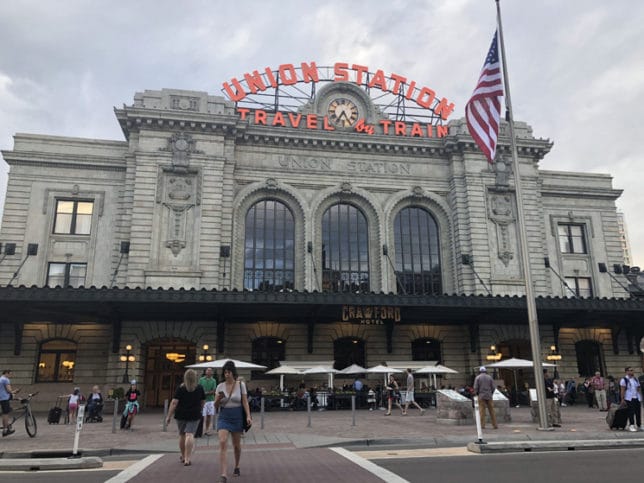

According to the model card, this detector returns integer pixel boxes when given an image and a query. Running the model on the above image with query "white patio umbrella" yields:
[415,364,459,389]
[338,364,367,375]
[366,364,403,388]
[487,358,556,407]
[265,365,303,391]
[302,365,338,388]
[187,358,267,370]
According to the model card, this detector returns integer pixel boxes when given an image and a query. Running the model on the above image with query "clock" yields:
[327,97,359,128]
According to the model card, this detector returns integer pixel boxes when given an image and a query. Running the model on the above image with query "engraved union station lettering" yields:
[277,156,410,176]
[342,305,402,325]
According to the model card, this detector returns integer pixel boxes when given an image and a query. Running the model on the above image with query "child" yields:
[65,387,83,423]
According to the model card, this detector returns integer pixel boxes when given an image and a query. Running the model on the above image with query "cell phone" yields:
[218,391,226,397]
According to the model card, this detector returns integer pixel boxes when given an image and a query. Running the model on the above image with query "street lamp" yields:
[198,344,213,362]
[486,345,502,361]
[546,345,562,378]
[120,344,135,383]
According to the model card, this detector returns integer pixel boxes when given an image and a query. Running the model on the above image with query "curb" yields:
[0,456,103,471]
[467,438,644,454]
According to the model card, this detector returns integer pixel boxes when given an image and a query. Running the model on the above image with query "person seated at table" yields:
[309,387,319,410]
[291,384,307,410]
[420,382,429,392]
[367,388,376,411]
[249,387,262,412]
[326,386,335,410]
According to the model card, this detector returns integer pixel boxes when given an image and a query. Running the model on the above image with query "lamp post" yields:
[120,344,135,383]
[198,344,213,362]
[546,345,562,379]
[486,345,502,379]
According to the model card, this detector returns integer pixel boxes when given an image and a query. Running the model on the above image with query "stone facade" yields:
[0,87,639,408]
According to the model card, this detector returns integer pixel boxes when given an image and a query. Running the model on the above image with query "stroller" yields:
[85,399,104,423]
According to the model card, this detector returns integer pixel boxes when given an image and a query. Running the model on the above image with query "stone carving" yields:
[412,186,424,197]
[340,182,352,193]
[160,132,201,171]
[494,156,511,187]
[265,178,278,189]
[488,192,516,267]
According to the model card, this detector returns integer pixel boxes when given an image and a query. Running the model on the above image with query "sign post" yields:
[473,396,485,445]
[71,405,85,457]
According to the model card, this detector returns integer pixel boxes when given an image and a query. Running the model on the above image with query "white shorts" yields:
[405,391,415,403]
[202,401,215,416]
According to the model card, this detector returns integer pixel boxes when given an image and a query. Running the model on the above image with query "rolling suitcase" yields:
[48,396,66,424]
[606,405,629,429]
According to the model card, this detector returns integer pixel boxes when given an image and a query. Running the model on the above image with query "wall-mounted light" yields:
[486,345,502,361]
[166,352,186,363]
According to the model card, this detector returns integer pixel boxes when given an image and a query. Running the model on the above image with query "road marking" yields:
[104,454,164,483]
[331,447,410,483]
[354,447,475,459]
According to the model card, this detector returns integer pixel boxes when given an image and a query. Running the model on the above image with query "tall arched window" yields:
[575,340,604,377]
[411,338,442,362]
[394,207,441,294]
[333,337,366,371]
[251,337,286,378]
[244,200,295,291]
[322,203,369,292]
[37,339,77,382]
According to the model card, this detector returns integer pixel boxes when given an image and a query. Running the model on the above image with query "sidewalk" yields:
[1,404,643,459]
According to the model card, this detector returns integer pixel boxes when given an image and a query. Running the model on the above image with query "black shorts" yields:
[1,400,11,415]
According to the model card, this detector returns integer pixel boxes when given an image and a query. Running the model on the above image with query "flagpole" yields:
[495,0,549,430]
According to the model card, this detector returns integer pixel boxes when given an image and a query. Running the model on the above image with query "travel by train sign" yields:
[222,61,453,139]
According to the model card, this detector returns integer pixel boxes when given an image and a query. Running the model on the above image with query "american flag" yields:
[465,31,503,163]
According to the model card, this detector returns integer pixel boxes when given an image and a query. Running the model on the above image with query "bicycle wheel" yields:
[25,408,37,437]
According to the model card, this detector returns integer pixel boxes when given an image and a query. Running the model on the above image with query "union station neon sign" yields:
[222,62,454,139]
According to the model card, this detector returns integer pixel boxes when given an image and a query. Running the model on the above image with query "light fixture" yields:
[121,344,135,383]
[546,345,562,361]
[166,352,186,363]
[198,344,212,362]
[486,345,502,361]
[38,362,46,368]
[62,360,75,369]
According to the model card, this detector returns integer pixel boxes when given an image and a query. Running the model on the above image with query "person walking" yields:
[215,360,252,482]
[591,371,607,411]
[473,366,497,429]
[166,369,205,466]
[384,374,404,416]
[122,380,141,430]
[620,367,643,432]
[1,369,18,437]
[199,368,217,435]
[544,369,561,427]
[402,369,425,415]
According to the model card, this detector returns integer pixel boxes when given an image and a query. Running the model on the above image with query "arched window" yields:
[37,339,77,382]
[322,203,369,292]
[394,207,441,294]
[333,337,366,371]
[575,340,604,377]
[411,338,442,362]
[251,337,286,378]
[244,200,295,291]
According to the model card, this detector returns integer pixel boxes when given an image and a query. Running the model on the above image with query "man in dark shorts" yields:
[1,369,17,437]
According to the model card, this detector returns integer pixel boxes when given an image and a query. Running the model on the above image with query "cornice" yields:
[2,151,126,171]
[541,186,623,200]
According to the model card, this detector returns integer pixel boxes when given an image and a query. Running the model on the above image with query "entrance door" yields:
[144,339,196,407]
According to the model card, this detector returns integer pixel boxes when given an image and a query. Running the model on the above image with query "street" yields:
[3,447,644,482]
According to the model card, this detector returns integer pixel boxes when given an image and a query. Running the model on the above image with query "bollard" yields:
[163,399,168,432]
[351,395,356,427]
[473,396,486,444]
[72,405,85,457]
[307,394,311,428]
[112,398,119,434]
[260,397,265,430]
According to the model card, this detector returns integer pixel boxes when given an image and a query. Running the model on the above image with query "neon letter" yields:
[254,110,267,125]
[367,69,388,91]
[389,73,407,94]
[435,98,455,120]
[279,64,298,85]
[416,87,436,109]
[334,62,349,81]
[352,64,369,85]
[244,70,267,94]
[222,78,246,102]
[301,62,319,83]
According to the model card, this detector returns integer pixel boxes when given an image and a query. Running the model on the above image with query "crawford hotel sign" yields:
[221,61,454,139]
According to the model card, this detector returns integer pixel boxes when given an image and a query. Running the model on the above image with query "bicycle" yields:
[8,392,38,437]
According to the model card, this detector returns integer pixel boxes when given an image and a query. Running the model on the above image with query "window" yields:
[411,338,442,362]
[322,204,370,292]
[565,277,593,297]
[47,263,87,287]
[54,200,93,235]
[333,337,366,371]
[251,337,285,378]
[244,200,295,291]
[558,224,587,254]
[575,340,604,377]
[394,207,442,294]
[37,339,77,382]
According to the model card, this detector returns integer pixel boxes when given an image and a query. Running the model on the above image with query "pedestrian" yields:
[384,374,403,416]
[215,360,252,482]
[166,369,205,466]
[402,368,425,415]
[544,369,561,427]
[63,387,84,423]
[473,366,497,429]
[199,367,217,435]
[1,369,19,437]
[591,371,607,411]
[122,380,141,430]
[619,367,643,432]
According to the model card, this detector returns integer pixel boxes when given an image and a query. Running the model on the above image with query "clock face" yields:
[327,97,359,127]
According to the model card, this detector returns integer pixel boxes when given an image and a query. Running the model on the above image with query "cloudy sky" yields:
[1,0,643,265]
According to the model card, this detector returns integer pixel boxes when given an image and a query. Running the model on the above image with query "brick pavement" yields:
[1,403,642,457]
